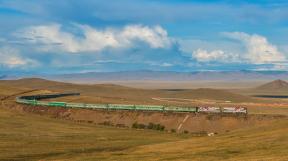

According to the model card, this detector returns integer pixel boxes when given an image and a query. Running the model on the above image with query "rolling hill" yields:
[0,78,255,103]
[231,79,288,96]
[45,70,288,82]
[0,77,287,160]
[256,79,288,91]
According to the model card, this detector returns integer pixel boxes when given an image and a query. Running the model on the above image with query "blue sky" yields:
[0,0,288,74]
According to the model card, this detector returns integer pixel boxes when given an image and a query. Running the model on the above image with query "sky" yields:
[1,0,288,74]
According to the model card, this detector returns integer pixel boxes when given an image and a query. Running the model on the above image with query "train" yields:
[15,93,247,114]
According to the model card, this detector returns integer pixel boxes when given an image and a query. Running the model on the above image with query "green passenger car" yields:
[108,104,135,110]
[165,106,197,112]
[37,101,50,106]
[48,102,67,107]
[85,104,107,109]
[16,95,198,113]
[66,103,85,108]
[134,105,164,111]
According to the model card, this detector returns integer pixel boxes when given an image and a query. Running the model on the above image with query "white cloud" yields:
[0,47,38,68]
[192,48,239,62]
[189,32,286,64]
[223,32,286,64]
[120,25,171,48]
[17,24,173,53]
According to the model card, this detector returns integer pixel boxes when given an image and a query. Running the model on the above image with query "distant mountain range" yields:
[43,70,288,82]
[2,70,288,82]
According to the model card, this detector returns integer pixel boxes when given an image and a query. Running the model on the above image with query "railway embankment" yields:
[12,103,286,134]
[4,93,285,134]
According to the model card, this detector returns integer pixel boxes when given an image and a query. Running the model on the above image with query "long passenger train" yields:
[16,93,247,114]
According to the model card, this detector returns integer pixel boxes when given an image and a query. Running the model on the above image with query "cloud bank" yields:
[224,32,286,64]
[190,32,286,66]
[1,22,287,72]
[192,49,239,63]
[17,24,173,53]
[1,0,288,73]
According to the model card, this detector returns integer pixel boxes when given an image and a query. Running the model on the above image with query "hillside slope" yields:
[0,78,255,103]
[0,106,184,161]
[122,119,288,161]
[256,79,288,91]
[1,101,287,161]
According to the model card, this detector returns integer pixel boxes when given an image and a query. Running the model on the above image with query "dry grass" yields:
[57,119,288,161]
[0,107,188,161]
[0,79,287,160]
[127,119,288,161]
[0,78,257,103]
[0,105,287,161]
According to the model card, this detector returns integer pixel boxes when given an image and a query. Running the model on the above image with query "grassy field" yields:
[0,107,189,161]
[0,107,287,161]
[127,119,288,161]
[0,79,288,160]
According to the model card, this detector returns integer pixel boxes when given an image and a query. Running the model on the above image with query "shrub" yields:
[98,121,113,126]
[159,125,165,131]
[154,124,160,130]
[132,122,139,128]
[133,122,164,131]
[138,123,146,129]
[171,129,176,133]
[147,122,154,129]
[132,122,146,129]
[183,130,189,134]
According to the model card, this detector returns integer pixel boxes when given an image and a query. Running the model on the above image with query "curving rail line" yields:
[15,93,247,114]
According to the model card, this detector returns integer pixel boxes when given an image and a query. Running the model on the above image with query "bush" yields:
[98,121,113,126]
[183,130,189,134]
[133,122,164,131]
[132,122,139,128]
[132,122,146,129]
[171,129,176,133]
[159,125,165,131]
[147,122,154,129]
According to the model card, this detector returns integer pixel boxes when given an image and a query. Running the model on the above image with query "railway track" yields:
[15,93,248,114]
